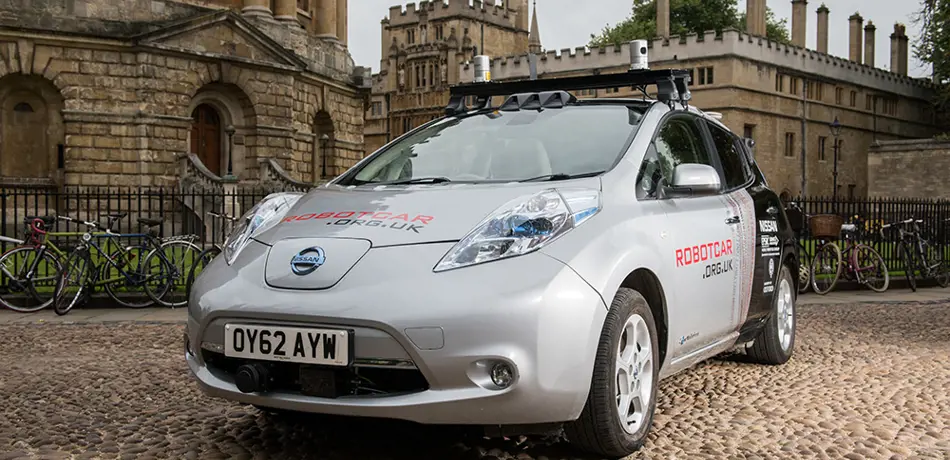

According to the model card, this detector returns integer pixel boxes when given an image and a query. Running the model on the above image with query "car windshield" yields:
[340,104,646,185]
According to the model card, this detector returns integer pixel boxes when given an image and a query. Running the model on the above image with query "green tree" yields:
[590,0,791,47]
[913,0,950,116]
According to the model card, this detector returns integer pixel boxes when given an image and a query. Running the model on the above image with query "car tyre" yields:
[747,263,796,365]
[564,288,659,458]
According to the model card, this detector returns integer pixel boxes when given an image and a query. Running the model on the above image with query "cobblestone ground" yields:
[1,302,949,460]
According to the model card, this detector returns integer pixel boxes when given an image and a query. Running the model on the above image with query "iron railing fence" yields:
[788,195,950,272]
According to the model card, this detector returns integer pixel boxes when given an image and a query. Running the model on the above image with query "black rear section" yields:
[737,140,798,343]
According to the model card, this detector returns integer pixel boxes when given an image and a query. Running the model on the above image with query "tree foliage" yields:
[913,0,950,113]
[589,0,791,47]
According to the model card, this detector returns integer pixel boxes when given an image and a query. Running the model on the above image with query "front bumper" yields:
[186,240,607,425]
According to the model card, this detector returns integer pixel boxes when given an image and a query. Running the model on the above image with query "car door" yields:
[648,114,739,358]
[704,120,759,333]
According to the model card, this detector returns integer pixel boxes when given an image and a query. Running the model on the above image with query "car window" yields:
[340,105,646,185]
[650,115,716,188]
[636,143,664,199]
[706,121,751,190]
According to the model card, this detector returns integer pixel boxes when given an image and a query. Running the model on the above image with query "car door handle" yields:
[726,216,740,225]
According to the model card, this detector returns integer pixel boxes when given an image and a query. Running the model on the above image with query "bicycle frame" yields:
[82,231,182,287]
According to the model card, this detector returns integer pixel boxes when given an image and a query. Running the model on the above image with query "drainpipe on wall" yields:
[385,93,392,143]
[800,79,807,196]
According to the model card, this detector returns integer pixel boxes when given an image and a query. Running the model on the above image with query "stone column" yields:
[242,0,272,18]
[274,0,298,24]
[336,0,348,45]
[791,0,807,47]
[864,21,876,67]
[891,23,909,76]
[816,4,829,53]
[656,0,670,39]
[745,0,766,37]
[314,0,338,39]
[849,12,863,64]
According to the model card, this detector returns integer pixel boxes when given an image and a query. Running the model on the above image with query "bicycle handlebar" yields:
[207,211,238,222]
[57,215,101,230]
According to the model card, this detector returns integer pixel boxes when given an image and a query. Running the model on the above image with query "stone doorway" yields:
[0,74,64,184]
[190,104,223,176]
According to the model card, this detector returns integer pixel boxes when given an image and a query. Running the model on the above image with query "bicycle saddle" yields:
[138,218,164,227]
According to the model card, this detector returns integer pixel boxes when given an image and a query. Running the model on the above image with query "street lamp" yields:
[319,134,330,179]
[224,125,236,179]
[829,117,842,201]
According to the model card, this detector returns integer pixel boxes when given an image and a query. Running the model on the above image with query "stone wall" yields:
[868,139,950,198]
[0,13,366,188]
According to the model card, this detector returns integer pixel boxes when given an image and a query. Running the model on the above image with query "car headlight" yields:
[434,188,601,272]
[223,192,304,265]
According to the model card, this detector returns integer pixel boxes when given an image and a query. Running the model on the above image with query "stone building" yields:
[367,0,941,198]
[0,0,370,194]
[364,0,538,155]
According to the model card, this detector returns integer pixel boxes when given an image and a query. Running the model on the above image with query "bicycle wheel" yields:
[185,246,221,303]
[921,242,950,288]
[797,241,811,294]
[140,246,178,308]
[0,246,63,312]
[55,249,93,316]
[810,242,842,295]
[146,240,202,308]
[853,244,889,293]
[99,246,155,308]
[898,242,917,292]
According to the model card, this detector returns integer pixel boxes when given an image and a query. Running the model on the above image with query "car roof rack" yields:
[445,69,692,116]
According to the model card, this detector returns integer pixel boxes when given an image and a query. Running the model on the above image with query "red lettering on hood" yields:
[282,211,436,225]
[675,239,732,267]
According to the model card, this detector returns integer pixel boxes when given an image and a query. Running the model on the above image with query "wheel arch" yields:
[618,268,669,370]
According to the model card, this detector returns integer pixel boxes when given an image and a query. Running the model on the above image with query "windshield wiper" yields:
[378,177,453,185]
[520,171,605,182]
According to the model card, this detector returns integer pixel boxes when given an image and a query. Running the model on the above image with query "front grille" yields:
[202,350,429,398]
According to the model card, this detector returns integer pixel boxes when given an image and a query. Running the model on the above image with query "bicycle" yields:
[0,217,65,312]
[185,211,238,302]
[54,215,193,314]
[810,214,889,295]
[881,218,950,292]
[82,213,201,308]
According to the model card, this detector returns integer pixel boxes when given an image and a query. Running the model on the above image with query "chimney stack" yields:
[657,0,670,39]
[848,12,864,64]
[891,23,909,75]
[792,0,807,47]
[864,21,876,67]
[816,4,829,53]
[746,0,766,37]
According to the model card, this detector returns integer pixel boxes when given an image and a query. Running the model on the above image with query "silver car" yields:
[186,67,799,458]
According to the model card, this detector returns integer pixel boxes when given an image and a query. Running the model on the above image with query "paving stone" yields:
[0,302,947,459]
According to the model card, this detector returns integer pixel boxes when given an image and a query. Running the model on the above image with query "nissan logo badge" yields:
[291,247,326,276]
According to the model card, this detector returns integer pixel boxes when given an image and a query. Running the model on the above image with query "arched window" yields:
[13,102,33,113]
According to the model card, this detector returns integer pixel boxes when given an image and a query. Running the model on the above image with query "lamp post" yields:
[319,134,330,179]
[829,117,842,201]
[224,125,236,179]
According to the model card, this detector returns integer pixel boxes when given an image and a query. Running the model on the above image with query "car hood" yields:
[253,179,601,248]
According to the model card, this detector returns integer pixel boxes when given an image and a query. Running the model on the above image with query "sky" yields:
[346,0,932,78]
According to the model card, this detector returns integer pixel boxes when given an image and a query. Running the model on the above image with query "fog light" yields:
[490,362,514,389]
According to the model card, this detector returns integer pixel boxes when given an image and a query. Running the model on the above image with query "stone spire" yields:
[528,0,542,54]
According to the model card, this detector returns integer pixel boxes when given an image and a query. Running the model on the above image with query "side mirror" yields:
[660,164,721,198]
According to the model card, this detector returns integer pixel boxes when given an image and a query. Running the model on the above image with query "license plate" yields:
[224,324,351,366]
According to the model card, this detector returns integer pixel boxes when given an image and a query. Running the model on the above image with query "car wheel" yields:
[747,263,795,365]
[564,288,659,458]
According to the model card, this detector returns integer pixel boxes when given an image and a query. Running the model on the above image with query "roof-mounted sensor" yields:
[445,40,692,116]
